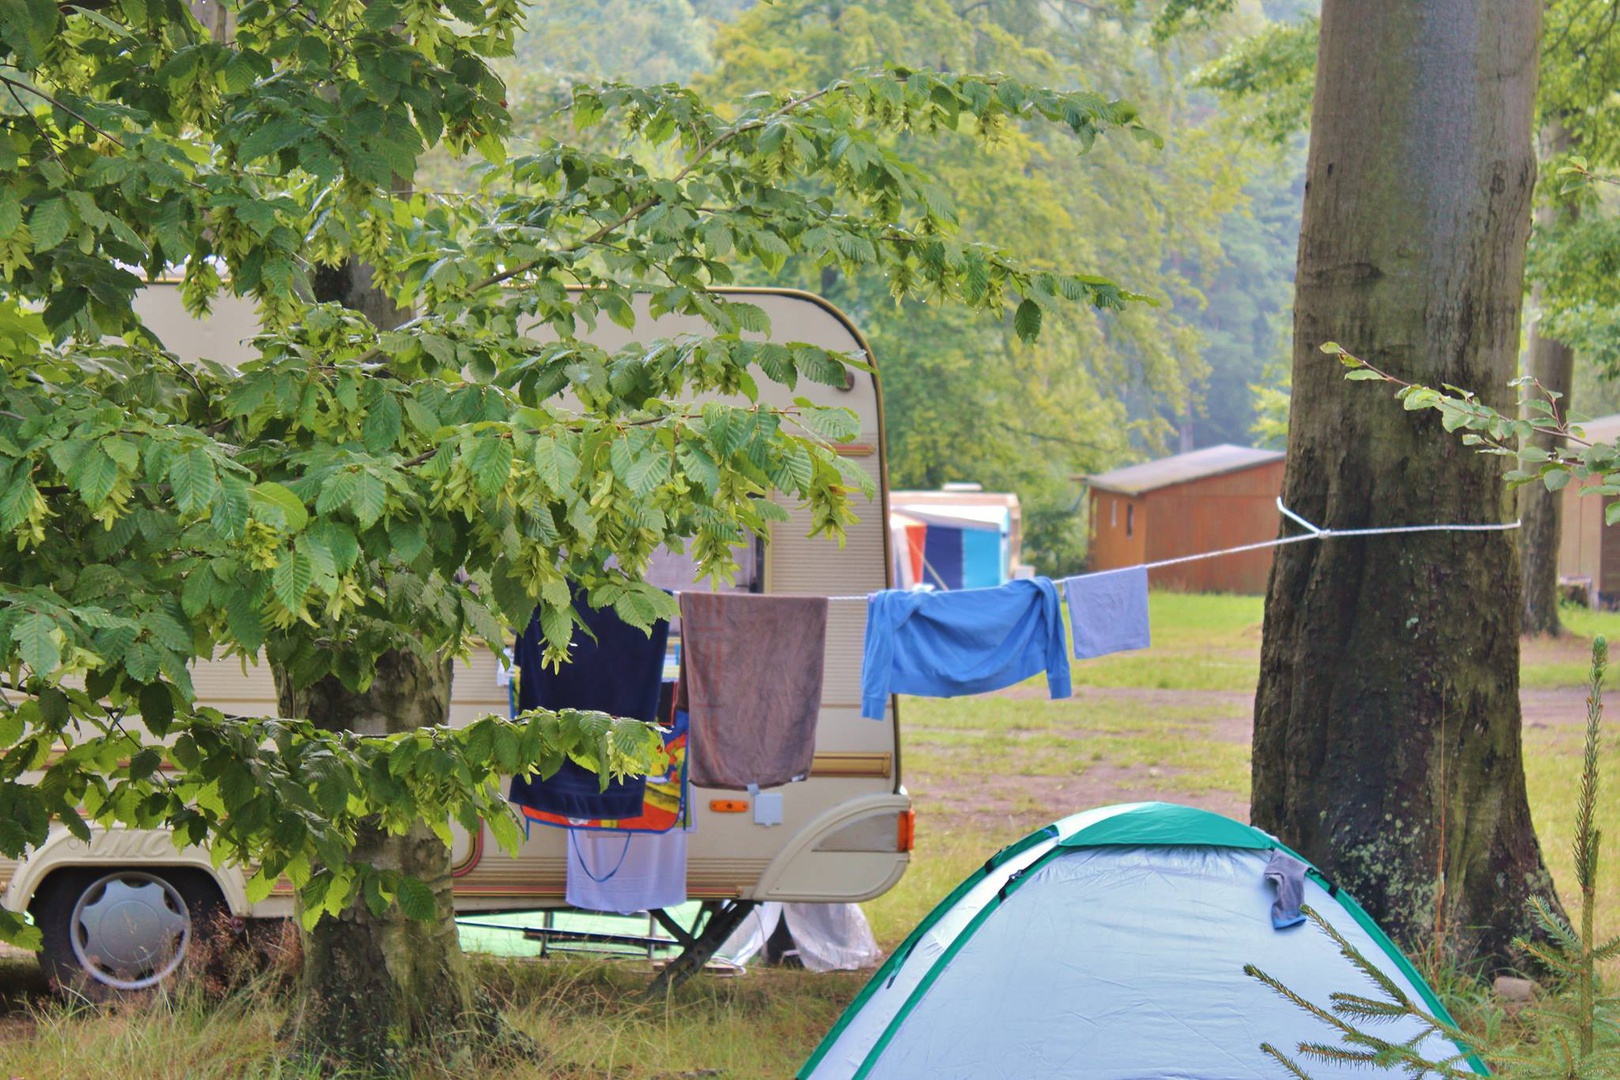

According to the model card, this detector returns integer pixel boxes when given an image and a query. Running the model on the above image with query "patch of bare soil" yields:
[919,685,1593,833]
[1522,687,1596,732]
[913,765,1248,833]
[0,953,45,1044]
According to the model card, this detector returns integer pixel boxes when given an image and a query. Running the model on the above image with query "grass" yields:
[2,590,1618,1076]
[1066,592,1264,692]
[0,958,864,1079]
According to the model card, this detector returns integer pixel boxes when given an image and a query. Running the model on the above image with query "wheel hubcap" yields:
[69,873,192,990]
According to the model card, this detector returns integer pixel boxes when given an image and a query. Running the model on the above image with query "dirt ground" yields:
[907,684,1593,833]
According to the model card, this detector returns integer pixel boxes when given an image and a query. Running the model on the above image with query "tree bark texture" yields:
[275,653,485,1071]
[1519,122,1579,637]
[1253,0,1559,967]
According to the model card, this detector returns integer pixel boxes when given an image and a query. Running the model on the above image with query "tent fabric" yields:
[903,503,1011,590]
[921,526,963,590]
[801,803,1485,1080]
[960,528,1004,589]
[889,512,928,590]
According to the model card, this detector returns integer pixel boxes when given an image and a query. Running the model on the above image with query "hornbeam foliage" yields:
[0,0,1148,946]
[1331,343,1620,522]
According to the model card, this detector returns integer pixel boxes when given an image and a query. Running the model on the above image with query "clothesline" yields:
[1070,498,1521,581]
[672,499,1523,600]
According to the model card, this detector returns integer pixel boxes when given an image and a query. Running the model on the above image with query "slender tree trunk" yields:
[1520,288,1575,635]
[272,259,493,1071]
[1252,0,1559,967]
[275,652,488,1070]
[1520,122,1579,637]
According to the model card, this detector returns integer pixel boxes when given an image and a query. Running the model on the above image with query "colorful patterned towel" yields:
[521,710,690,833]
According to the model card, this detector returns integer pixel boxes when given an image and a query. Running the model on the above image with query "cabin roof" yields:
[1084,444,1285,496]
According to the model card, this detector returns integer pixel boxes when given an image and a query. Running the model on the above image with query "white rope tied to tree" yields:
[1071,497,1522,581]
[720,498,1523,598]
[709,498,1516,599]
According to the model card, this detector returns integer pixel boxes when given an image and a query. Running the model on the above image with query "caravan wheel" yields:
[32,868,222,999]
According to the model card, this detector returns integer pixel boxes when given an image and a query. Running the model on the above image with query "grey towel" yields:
[1265,851,1309,929]
[677,592,828,790]
[1063,567,1151,659]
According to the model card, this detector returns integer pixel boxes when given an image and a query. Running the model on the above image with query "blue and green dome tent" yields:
[800,802,1486,1079]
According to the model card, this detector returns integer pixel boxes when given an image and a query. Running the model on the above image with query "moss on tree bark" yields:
[1253,0,1561,967]
[275,652,498,1072]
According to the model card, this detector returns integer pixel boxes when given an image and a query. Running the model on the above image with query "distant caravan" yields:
[1,285,911,994]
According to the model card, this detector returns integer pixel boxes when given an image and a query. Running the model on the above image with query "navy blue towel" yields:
[509,590,670,820]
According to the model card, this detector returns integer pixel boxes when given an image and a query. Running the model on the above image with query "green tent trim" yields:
[800,803,1490,1078]
[796,824,1058,1079]
[850,843,1062,1080]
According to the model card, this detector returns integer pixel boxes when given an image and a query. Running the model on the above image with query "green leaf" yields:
[169,449,218,516]
[467,437,514,499]
[310,520,360,571]
[272,548,314,612]
[28,198,71,250]
[244,869,276,904]
[0,475,35,531]
[213,474,251,539]
[250,482,309,531]
[1544,468,1573,492]
[727,301,771,334]
[351,471,387,529]
[0,707,22,746]
[794,401,861,442]
[362,392,403,454]
[12,610,59,677]
[1013,298,1043,343]
[68,447,119,506]
[389,516,426,563]
[676,441,720,496]
[138,682,175,736]
[297,532,337,585]
[532,438,579,491]
[396,876,437,921]
[316,469,360,516]
[626,450,670,496]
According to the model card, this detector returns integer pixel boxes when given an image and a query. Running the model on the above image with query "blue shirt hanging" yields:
[860,578,1072,720]
[509,588,670,820]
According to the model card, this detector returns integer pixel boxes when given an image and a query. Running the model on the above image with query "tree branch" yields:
[0,74,125,148]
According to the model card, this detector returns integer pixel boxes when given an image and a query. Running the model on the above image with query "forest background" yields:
[421,0,1316,575]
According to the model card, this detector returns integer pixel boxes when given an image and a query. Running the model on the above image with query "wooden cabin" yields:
[1558,414,1620,605]
[1083,445,1286,594]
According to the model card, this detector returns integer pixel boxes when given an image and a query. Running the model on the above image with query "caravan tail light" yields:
[897,809,916,853]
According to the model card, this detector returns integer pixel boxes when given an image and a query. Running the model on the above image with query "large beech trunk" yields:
[1253,0,1559,966]
[275,651,485,1069]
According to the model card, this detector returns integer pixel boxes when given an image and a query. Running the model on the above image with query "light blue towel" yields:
[860,578,1072,720]
[1064,567,1151,659]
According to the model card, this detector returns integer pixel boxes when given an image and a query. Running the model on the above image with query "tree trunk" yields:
[1252,0,1559,968]
[275,652,489,1071]
[1519,288,1575,636]
[272,258,494,1071]
[1519,122,1579,638]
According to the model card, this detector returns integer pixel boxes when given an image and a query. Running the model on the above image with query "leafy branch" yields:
[1324,341,1620,513]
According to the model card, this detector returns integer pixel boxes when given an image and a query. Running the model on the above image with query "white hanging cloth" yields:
[719,902,883,972]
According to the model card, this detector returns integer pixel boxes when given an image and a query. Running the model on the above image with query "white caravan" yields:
[1,286,910,992]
